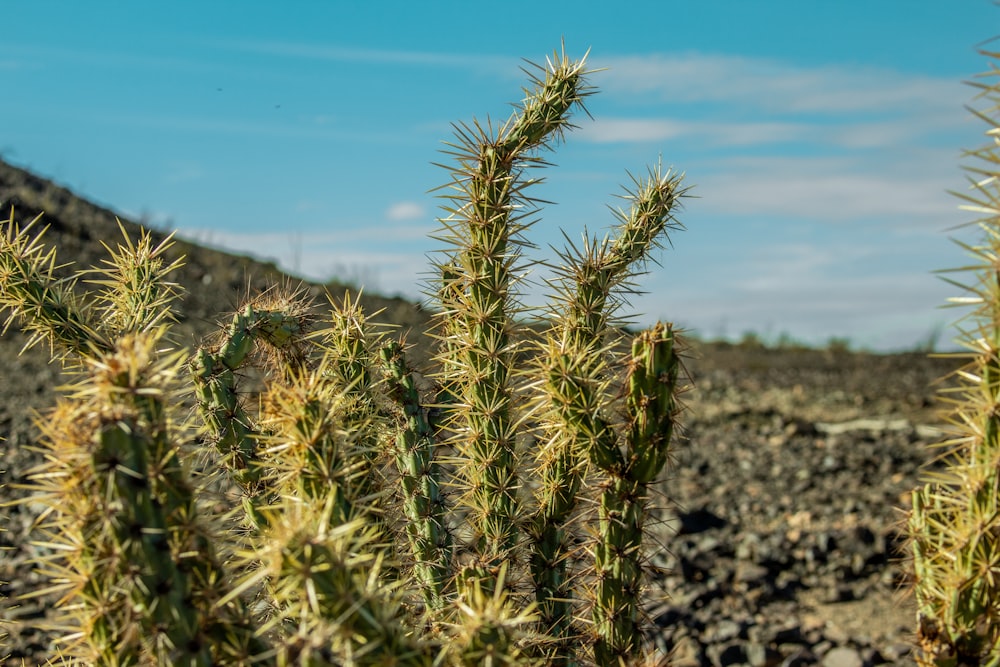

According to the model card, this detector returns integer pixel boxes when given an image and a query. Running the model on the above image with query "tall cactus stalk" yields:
[907,47,1000,667]
[431,47,594,589]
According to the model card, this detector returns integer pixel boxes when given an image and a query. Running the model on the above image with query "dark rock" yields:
[707,641,747,667]
[679,508,728,535]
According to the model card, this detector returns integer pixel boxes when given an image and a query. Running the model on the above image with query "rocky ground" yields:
[0,159,959,665]
[645,343,952,667]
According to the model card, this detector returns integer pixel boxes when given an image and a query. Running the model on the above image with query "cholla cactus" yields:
[0,46,689,666]
[907,48,1000,667]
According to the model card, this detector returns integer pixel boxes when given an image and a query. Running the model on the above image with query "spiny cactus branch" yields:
[0,210,108,360]
[593,322,682,664]
[380,340,454,612]
[430,47,596,589]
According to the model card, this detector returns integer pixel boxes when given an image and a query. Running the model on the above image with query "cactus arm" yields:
[528,166,686,648]
[450,569,542,667]
[250,497,436,666]
[191,292,314,514]
[592,322,681,664]
[29,332,271,665]
[257,355,361,529]
[316,292,388,513]
[88,220,185,337]
[379,340,453,611]
[191,318,265,492]
[0,210,108,360]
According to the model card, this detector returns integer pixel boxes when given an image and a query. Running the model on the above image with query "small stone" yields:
[822,622,849,644]
[882,642,912,661]
[822,646,863,667]
[780,647,817,667]
[746,641,769,667]
[735,562,769,584]
[669,634,702,667]
[708,619,743,643]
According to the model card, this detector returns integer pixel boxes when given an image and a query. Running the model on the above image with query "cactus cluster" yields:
[907,48,1000,667]
[0,48,690,665]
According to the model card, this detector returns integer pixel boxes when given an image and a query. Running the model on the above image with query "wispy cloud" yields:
[594,53,966,115]
[637,239,957,350]
[385,201,427,221]
[580,118,812,146]
[693,153,960,226]
[174,227,433,297]
[179,223,434,251]
[211,39,513,74]
[570,52,974,237]
[580,114,971,149]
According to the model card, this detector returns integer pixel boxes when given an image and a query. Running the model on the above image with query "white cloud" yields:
[579,114,973,149]
[211,39,513,73]
[385,201,427,221]
[175,225,436,296]
[688,153,962,227]
[580,118,812,146]
[635,240,959,351]
[594,53,966,115]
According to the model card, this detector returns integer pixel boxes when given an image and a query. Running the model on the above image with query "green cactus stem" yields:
[234,495,435,666]
[316,292,388,517]
[907,46,1000,667]
[191,290,314,506]
[380,340,453,611]
[451,564,542,667]
[89,221,185,338]
[0,210,108,359]
[28,332,269,665]
[592,322,681,664]
[258,353,367,529]
[431,47,594,586]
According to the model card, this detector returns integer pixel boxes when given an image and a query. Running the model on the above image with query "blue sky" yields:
[3,1,998,350]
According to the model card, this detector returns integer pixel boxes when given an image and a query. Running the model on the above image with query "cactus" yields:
[1,46,688,665]
[907,47,1000,667]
